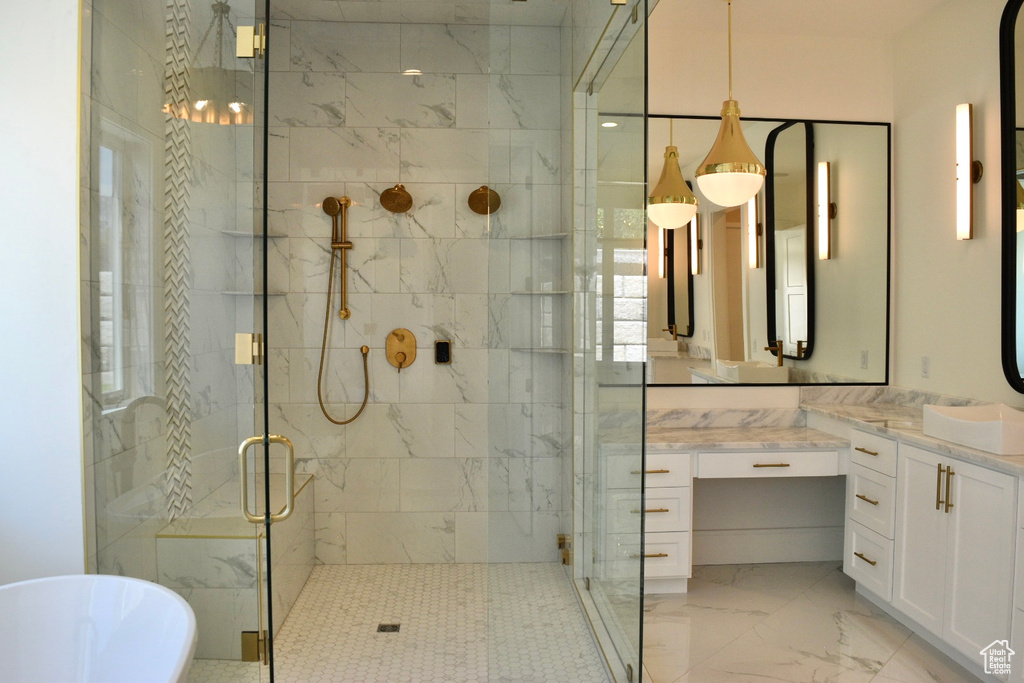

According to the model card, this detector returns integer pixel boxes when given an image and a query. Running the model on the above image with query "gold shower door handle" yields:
[239,435,296,524]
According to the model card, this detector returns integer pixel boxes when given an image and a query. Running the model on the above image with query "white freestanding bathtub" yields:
[0,574,197,683]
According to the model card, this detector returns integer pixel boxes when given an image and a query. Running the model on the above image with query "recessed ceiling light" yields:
[601,121,618,128]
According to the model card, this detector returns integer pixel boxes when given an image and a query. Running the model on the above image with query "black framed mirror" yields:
[666,225,695,338]
[1000,0,1024,392]
[765,121,815,362]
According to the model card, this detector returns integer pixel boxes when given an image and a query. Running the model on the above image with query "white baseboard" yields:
[693,527,844,565]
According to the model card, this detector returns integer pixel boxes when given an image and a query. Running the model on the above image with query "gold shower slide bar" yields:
[322,196,353,319]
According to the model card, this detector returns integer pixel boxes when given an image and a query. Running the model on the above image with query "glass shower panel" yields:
[577,11,648,680]
[85,0,268,678]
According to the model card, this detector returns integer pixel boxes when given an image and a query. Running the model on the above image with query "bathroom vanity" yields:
[642,399,1024,680]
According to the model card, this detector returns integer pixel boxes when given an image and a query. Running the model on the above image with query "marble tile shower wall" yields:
[264,20,570,564]
[84,3,248,577]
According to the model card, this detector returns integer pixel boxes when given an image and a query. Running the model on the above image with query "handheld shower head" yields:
[322,196,343,217]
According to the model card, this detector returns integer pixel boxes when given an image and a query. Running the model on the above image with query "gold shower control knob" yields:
[386,328,416,371]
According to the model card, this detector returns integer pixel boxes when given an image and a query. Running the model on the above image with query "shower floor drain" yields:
[377,623,400,633]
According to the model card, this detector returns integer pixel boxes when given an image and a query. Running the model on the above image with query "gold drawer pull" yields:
[631,508,670,514]
[631,469,671,474]
[631,553,669,559]
[855,493,879,506]
[854,551,877,566]
[752,463,791,468]
[855,446,879,456]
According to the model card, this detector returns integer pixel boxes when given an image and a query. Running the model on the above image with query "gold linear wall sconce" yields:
[956,103,983,240]
[746,195,761,269]
[690,214,702,276]
[322,196,354,319]
[816,162,837,260]
[468,185,501,215]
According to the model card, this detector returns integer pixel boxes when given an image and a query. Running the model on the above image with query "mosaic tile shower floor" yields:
[188,563,611,683]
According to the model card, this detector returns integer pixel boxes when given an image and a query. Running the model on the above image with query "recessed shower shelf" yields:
[511,290,569,295]
[509,233,570,240]
[510,347,570,354]
[221,230,287,238]
[223,291,287,296]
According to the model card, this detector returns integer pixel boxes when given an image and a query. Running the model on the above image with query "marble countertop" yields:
[803,402,1024,478]
[647,425,848,451]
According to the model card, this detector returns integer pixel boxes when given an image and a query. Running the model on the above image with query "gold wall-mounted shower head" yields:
[380,183,413,213]
[468,185,501,215]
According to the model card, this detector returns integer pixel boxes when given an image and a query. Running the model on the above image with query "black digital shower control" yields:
[435,340,451,364]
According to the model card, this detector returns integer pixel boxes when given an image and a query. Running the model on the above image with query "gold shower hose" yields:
[316,213,370,425]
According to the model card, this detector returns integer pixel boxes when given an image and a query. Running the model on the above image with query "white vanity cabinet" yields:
[643,451,692,593]
[843,430,897,600]
[892,443,1017,663]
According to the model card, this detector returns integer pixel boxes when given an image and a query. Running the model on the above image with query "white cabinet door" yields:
[892,445,948,635]
[944,458,1017,659]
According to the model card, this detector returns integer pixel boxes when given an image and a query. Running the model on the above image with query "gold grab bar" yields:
[631,469,671,474]
[854,551,877,566]
[239,435,296,524]
[854,447,879,456]
[753,463,791,468]
[855,493,879,506]
[944,467,955,513]
[936,463,945,511]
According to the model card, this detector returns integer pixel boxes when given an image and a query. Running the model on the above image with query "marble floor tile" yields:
[644,562,981,683]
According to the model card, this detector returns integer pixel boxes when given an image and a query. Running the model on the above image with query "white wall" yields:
[0,1,85,583]
[892,0,1023,405]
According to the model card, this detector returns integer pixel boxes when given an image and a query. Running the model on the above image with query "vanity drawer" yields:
[844,519,894,601]
[850,429,897,477]
[847,463,896,539]
[642,531,691,579]
[696,450,839,478]
[609,488,691,534]
[643,451,692,488]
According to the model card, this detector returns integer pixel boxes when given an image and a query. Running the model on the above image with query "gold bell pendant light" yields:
[695,0,766,207]
[648,120,699,228]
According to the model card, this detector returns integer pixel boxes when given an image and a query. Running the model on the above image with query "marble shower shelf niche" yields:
[510,290,570,295]
[509,232,570,240]
[220,230,287,238]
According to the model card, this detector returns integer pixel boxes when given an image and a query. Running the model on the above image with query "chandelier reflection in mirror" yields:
[164,1,253,125]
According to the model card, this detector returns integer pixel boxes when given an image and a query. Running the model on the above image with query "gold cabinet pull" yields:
[631,553,669,559]
[944,467,955,513]
[855,493,879,506]
[631,469,671,474]
[854,446,879,456]
[854,551,877,566]
[752,463,791,468]
[631,508,670,514]
[936,463,946,511]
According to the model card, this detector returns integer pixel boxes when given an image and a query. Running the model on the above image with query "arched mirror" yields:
[1000,0,1024,392]
[765,122,815,361]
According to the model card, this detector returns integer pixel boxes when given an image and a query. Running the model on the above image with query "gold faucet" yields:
[764,339,784,366]
[662,324,678,341]
[796,340,807,359]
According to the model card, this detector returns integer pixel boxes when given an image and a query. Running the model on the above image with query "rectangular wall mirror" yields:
[645,115,891,385]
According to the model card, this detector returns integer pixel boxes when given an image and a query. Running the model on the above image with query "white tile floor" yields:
[642,562,981,683]
[189,563,610,683]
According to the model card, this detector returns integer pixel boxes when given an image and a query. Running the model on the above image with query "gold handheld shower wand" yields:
[322,196,353,319]
[318,196,369,425]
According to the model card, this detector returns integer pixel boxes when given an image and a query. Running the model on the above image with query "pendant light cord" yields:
[727,0,733,100]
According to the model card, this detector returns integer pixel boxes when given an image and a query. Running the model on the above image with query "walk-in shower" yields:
[81,0,648,679]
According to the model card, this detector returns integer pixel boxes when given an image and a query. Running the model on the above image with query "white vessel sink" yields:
[715,359,790,383]
[922,404,1024,455]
